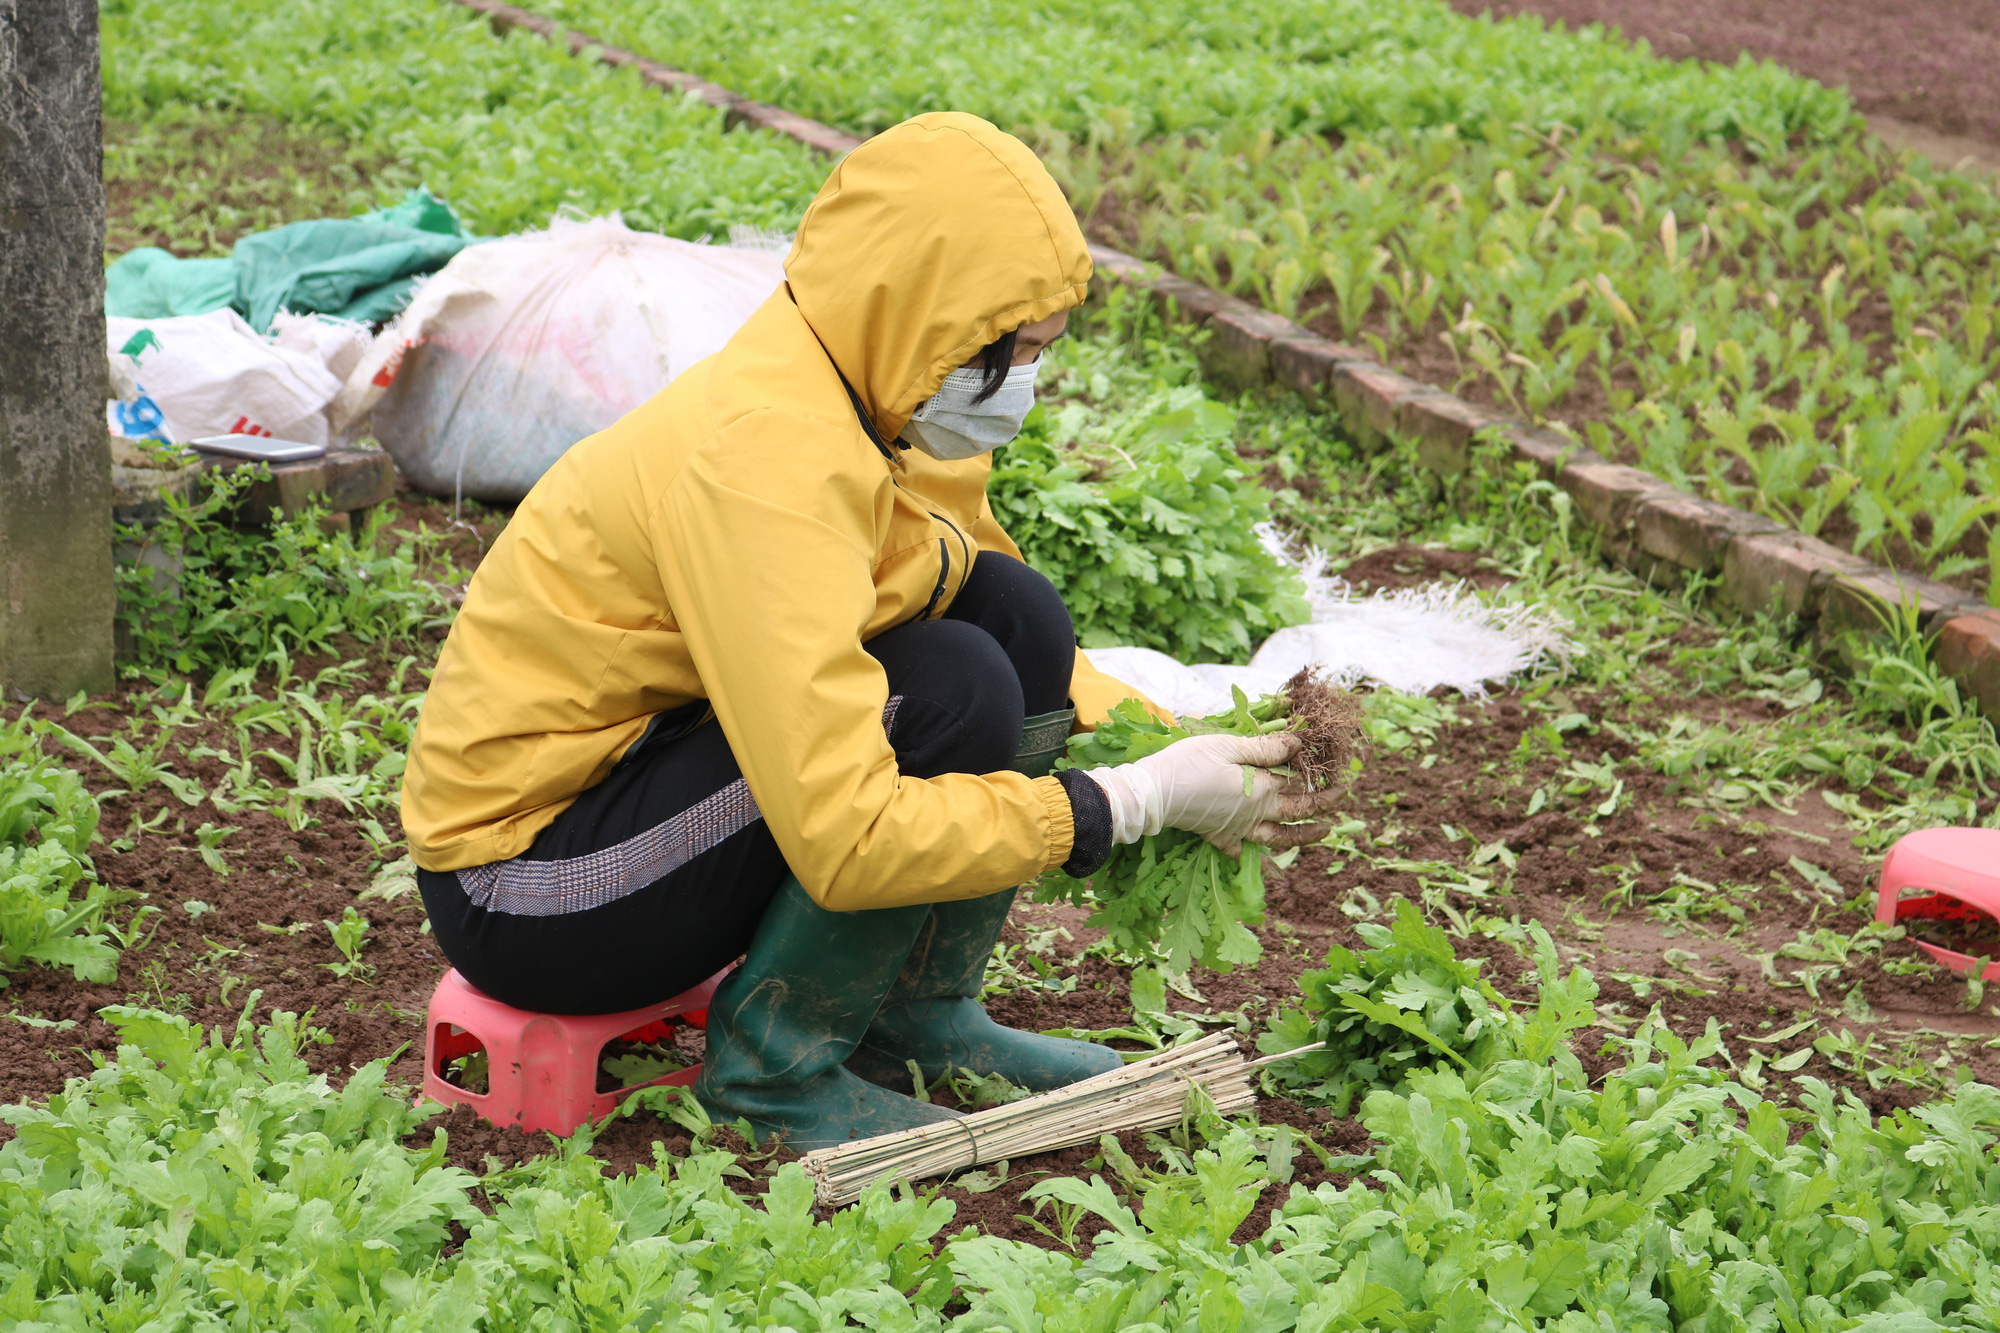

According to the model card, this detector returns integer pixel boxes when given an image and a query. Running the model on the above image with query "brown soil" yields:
[1336,543,1511,594]
[0,693,439,1114]
[1445,0,2000,150]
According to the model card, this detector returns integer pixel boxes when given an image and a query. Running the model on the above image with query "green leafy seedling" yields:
[194,823,239,877]
[1964,957,1991,1013]
[601,1048,684,1087]
[321,905,373,982]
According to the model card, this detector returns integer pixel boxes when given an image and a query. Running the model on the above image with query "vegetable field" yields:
[16,292,2000,1323]
[18,0,2000,1325]
[533,0,2000,602]
[101,0,826,242]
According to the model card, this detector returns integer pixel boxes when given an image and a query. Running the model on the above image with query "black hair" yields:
[971,328,1018,403]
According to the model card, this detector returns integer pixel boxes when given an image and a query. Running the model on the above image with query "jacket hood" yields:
[785,112,1092,445]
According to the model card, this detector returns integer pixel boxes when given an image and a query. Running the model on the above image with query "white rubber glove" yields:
[1082,732,1339,856]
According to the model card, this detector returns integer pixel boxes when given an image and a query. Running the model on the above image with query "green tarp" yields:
[104,188,480,331]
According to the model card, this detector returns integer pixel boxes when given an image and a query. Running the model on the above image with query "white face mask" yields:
[898,360,1038,461]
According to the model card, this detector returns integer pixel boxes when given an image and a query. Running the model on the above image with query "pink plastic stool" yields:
[1874,828,2000,979]
[422,967,730,1136]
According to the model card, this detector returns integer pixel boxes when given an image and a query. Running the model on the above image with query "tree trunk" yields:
[0,0,113,699]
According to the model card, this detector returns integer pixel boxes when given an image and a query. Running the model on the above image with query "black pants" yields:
[418,551,1073,1014]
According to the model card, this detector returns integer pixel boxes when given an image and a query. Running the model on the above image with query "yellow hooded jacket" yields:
[401,113,1165,911]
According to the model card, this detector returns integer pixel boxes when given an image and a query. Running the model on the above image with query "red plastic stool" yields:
[1874,828,2000,979]
[422,967,730,1136]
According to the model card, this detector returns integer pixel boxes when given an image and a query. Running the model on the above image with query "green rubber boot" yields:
[694,875,963,1149]
[844,887,1123,1091]
[846,707,1124,1093]
[1013,706,1078,780]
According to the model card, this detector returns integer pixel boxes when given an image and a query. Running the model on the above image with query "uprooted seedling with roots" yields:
[1280,667,1365,792]
[1041,675,1370,973]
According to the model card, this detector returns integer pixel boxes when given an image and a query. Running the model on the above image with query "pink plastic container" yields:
[1874,828,2000,980]
[421,967,729,1135]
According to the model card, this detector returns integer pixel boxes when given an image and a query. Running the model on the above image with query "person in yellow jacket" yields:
[402,113,1341,1148]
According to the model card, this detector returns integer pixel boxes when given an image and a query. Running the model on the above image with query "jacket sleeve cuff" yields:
[1051,769,1114,878]
[1030,774,1075,871]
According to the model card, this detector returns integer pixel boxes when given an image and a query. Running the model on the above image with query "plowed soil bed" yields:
[1446,0,2000,149]
[5,519,1994,1249]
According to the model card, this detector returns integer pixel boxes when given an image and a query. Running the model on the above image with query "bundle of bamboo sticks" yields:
[801,1031,1319,1207]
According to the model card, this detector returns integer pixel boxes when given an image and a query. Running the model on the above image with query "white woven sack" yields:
[333,216,786,502]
